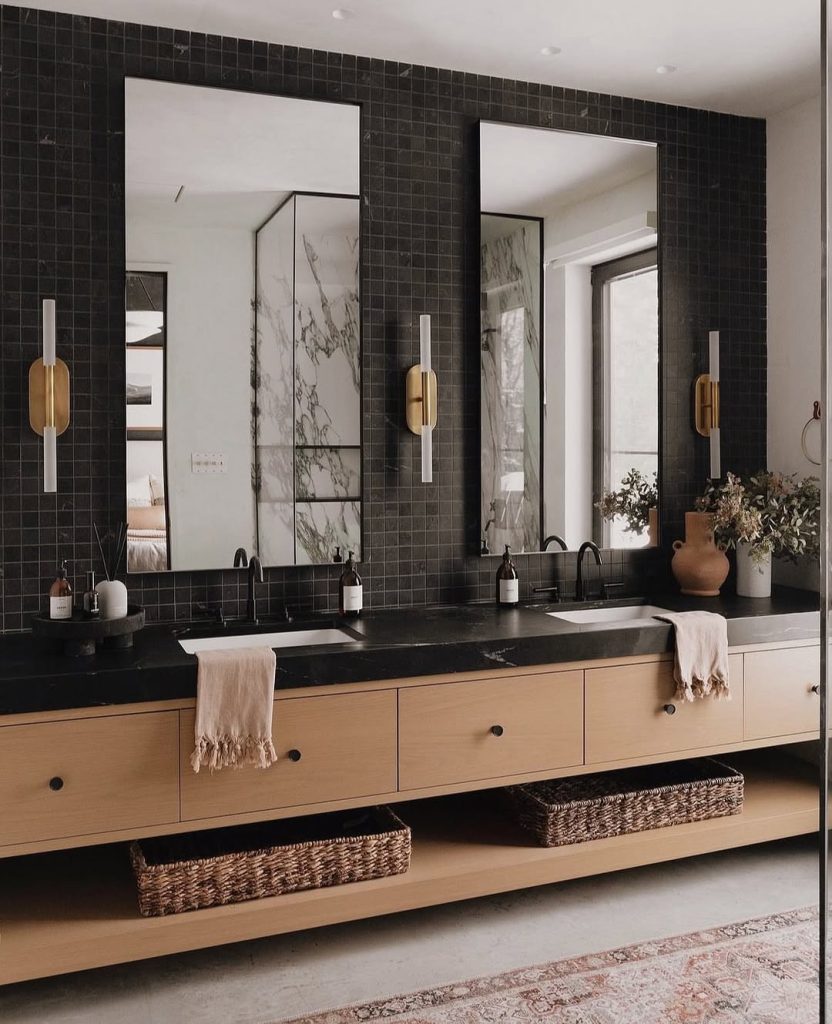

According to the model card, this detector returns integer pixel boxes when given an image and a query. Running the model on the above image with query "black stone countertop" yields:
[0,588,819,717]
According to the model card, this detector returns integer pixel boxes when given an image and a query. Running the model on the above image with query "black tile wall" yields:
[0,5,766,631]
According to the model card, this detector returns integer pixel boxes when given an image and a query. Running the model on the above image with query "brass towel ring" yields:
[801,401,822,467]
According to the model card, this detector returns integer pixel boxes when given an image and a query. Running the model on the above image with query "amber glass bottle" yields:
[339,551,363,617]
[495,545,519,607]
[49,561,73,620]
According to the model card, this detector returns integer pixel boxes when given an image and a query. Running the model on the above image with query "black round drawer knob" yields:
[811,684,821,695]
[663,704,677,716]
[48,776,64,791]
[287,749,302,762]
[490,725,505,737]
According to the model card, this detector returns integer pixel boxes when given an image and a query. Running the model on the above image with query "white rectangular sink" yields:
[547,604,670,626]
[179,628,358,654]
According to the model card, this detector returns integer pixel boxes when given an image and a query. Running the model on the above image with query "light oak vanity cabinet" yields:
[398,671,583,789]
[180,690,397,820]
[0,711,179,847]
[0,641,821,987]
[585,655,744,763]
[744,646,821,740]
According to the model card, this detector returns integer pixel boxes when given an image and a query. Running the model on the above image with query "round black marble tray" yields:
[31,605,145,657]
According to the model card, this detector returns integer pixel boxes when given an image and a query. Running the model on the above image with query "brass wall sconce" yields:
[405,315,438,483]
[29,299,70,493]
[694,329,721,479]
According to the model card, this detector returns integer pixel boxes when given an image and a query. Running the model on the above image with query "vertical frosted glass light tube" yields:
[43,298,57,492]
[43,299,56,366]
[419,315,433,483]
[419,314,432,373]
[420,315,433,483]
[708,330,721,478]
[44,426,57,493]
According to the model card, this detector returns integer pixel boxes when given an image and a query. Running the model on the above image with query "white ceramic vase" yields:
[735,541,772,598]
[95,579,129,620]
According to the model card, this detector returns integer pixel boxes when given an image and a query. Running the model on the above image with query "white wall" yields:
[543,263,593,547]
[127,219,256,571]
[767,94,821,589]
[767,94,821,475]
[544,172,656,263]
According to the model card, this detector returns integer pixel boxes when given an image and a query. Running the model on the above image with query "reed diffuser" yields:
[93,521,129,620]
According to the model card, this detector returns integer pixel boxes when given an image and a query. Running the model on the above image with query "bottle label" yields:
[50,595,73,620]
[342,584,363,612]
[499,579,519,604]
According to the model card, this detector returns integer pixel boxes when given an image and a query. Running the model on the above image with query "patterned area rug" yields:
[278,907,819,1024]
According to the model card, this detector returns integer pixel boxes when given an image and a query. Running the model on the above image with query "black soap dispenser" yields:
[496,545,519,607]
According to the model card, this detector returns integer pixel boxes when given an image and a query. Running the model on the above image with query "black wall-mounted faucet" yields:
[576,541,603,601]
[247,555,264,624]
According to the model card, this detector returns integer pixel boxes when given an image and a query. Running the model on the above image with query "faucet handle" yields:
[600,580,625,600]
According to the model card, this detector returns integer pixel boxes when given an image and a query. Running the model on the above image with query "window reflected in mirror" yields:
[479,122,659,554]
[124,79,361,573]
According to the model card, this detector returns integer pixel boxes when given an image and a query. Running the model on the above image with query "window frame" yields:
[591,247,659,547]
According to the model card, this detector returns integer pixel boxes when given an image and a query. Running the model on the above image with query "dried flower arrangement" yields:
[696,471,820,564]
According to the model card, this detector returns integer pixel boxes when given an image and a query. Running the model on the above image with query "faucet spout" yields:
[233,547,249,568]
[576,541,603,601]
[247,555,264,623]
[542,534,568,552]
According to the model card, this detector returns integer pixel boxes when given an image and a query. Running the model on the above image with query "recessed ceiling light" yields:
[656,64,677,75]
[540,46,562,57]
[332,8,352,18]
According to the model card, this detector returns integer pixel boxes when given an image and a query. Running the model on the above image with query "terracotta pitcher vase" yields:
[671,511,729,596]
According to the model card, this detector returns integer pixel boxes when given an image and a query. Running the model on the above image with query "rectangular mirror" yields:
[125,79,360,572]
[479,122,659,555]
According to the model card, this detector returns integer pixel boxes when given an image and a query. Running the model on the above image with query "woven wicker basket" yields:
[129,806,411,917]
[505,758,743,848]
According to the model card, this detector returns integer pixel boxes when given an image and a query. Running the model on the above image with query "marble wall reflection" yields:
[255,194,361,564]
[480,215,541,554]
[255,200,296,565]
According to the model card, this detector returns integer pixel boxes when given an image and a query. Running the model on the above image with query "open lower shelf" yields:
[0,751,820,985]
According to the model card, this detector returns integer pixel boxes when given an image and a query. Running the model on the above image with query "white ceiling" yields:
[481,122,656,217]
[41,0,818,116]
[125,78,359,227]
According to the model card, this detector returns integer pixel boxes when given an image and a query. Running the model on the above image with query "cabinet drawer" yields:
[744,646,820,740]
[585,655,744,764]
[180,690,397,821]
[398,672,583,791]
[0,712,179,847]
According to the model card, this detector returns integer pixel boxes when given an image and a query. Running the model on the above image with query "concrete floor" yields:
[0,836,819,1024]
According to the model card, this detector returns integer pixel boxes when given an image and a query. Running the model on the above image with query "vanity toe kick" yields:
[398,671,584,790]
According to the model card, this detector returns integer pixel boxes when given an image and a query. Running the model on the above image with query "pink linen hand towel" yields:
[190,647,278,773]
[655,611,730,702]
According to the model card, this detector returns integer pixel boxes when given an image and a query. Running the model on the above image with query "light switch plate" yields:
[191,452,227,474]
